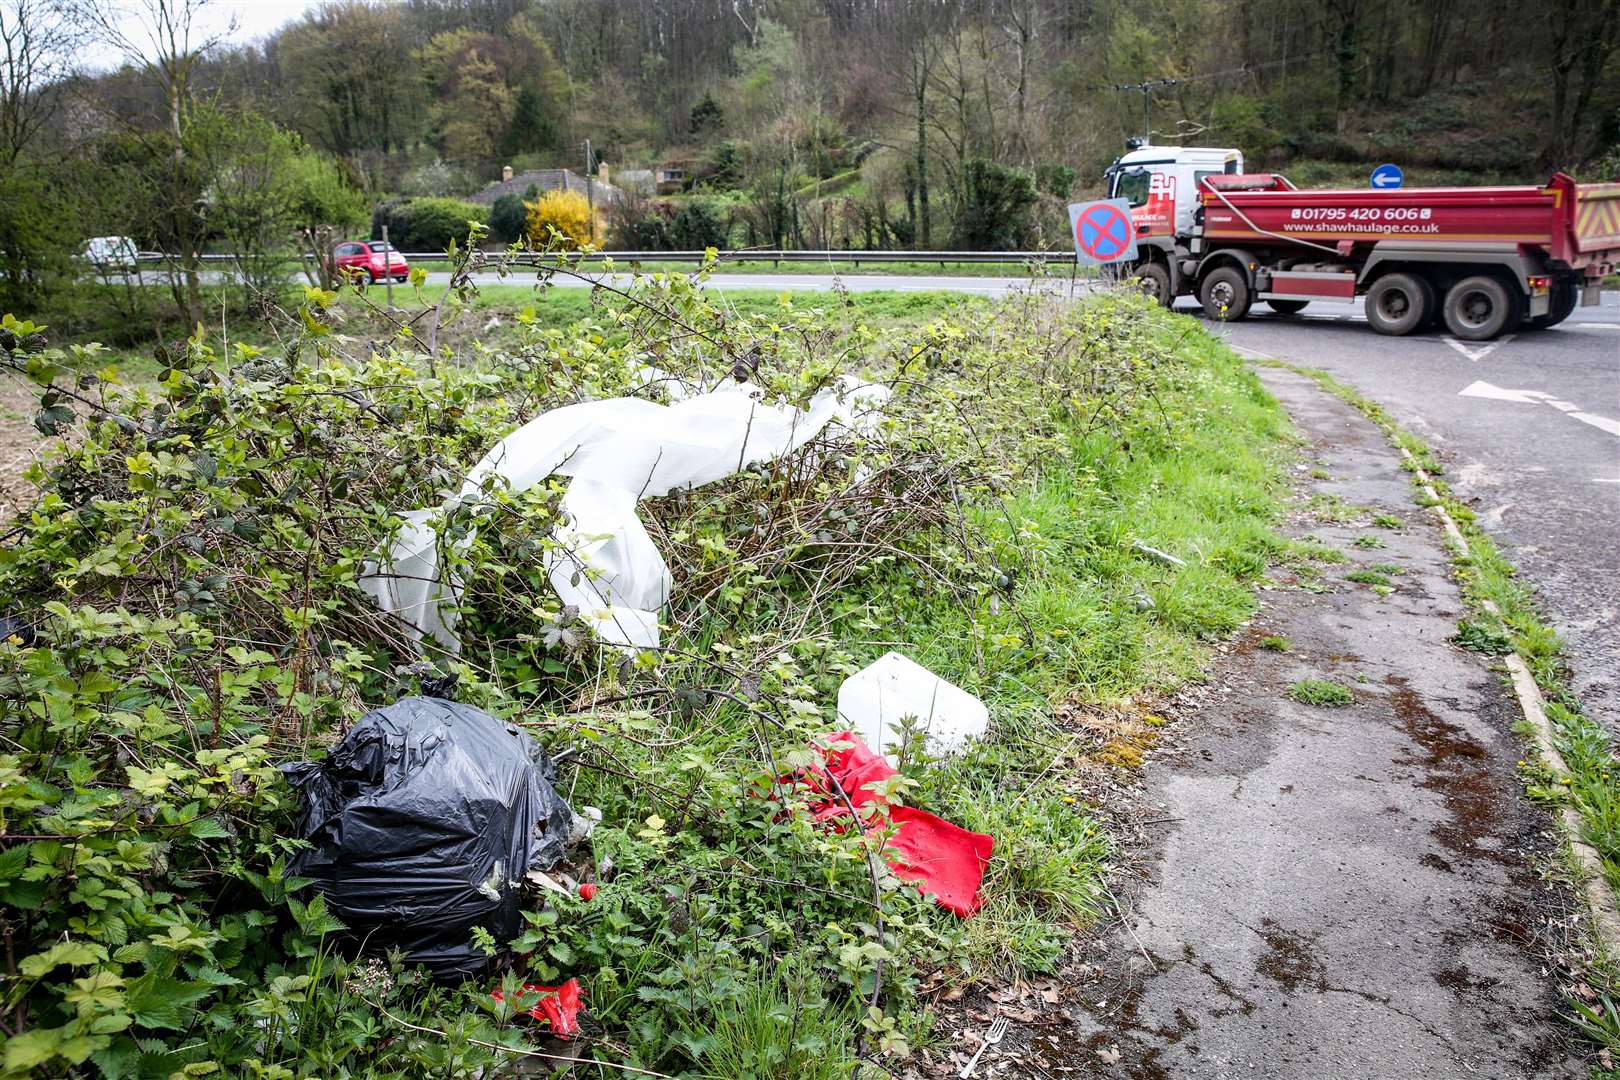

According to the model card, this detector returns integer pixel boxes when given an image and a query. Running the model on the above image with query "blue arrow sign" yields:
[1370,163,1404,189]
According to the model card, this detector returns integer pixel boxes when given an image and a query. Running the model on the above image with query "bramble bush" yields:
[0,248,1285,1075]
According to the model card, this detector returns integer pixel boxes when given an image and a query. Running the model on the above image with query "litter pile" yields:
[321,371,1002,1022]
[806,730,995,917]
[360,375,888,653]
[838,651,990,762]
[282,695,581,980]
[492,978,584,1037]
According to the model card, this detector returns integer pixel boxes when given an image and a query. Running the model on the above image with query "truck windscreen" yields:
[1113,168,1150,207]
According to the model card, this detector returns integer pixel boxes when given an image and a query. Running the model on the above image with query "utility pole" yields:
[381,224,393,308]
[583,138,596,244]
[1111,78,1179,142]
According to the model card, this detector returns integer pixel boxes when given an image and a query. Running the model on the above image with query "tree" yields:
[0,0,84,308]
[0,165,64,309]
[74,0,233,325]
[1546,0,1620,166]
[953,158,1036,250]
[420,15,566,169]
[670,197,728,248]
[422,30,514,166]
[488,190,528,244]
[501,85,556,158]
[196,109,366,293]
[689,91,725,138]
[1,0,81,167]
[273,2,427,187]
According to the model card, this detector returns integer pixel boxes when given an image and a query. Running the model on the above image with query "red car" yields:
[328,240,409,284]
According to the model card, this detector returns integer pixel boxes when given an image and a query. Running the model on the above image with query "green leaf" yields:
[20,939,108,977]
[0,842,29,881]
[89,1036,141,1080]
[124,974,215,1031]
[0,877,49,909]
[187,817,230,841]
[3,1027,60,1070]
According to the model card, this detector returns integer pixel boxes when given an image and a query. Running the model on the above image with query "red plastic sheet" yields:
[808,731,994,917]
[492,977,583,1037]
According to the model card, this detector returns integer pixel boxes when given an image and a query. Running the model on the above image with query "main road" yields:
[461,267,1618,733]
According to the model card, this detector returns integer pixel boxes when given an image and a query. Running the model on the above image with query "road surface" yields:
[1192,298,1619,738]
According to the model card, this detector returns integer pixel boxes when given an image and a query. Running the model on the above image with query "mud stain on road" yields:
[1386,674,1508,867]
[1255,919,1328,992]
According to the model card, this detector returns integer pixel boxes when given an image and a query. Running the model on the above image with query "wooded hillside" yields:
[228,0,1620,190]
[2,0,1618,321]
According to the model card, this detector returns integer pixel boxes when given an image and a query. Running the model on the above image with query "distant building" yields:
[654,164,689,195]
[615,168,655,196]
[467,167,620,207]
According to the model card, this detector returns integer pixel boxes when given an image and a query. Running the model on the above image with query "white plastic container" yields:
[836,652,989,762]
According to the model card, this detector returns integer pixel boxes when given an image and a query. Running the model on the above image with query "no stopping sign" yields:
[1067,198,1138,265]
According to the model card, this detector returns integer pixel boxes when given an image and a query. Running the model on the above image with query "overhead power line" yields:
[1111,51,1332,139]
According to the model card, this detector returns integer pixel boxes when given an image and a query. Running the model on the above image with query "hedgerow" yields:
[0,254,1286,1077]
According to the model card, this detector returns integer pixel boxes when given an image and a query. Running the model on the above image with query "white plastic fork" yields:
[958,1013,1009,1078]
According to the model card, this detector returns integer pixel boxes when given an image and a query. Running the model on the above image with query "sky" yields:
[81,0,322,71]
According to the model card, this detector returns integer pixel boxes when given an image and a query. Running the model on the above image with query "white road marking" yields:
[1444,335,1515,362]
[1571,412,1620,437]
[1459,381,1620,438]
[1458,381,1547,405]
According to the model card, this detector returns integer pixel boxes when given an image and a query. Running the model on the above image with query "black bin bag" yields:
[281,696,573,981]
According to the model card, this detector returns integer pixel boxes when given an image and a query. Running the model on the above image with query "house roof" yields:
[467,168,620,206]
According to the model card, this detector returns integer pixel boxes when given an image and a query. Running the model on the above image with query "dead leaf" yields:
[941,986,965,1002]
[1097,1045,1122,1065]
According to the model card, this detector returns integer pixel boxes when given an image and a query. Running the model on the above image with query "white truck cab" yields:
[1101,142,1243,302]
[1104,142,1244,242]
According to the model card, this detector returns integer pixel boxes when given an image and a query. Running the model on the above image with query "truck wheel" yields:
[1265,299,1309,315]
[1365,273,1433,336]
[1131,262,1173,307]
[1526,282,1578,330]
[1199,266,1251,321]
[1443,275,1518,341]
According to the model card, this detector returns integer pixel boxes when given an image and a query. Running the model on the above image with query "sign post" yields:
[1370,163,1404,190]
[1067,198,1139,268]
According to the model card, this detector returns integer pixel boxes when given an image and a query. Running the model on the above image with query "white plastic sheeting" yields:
[836,652,990,762]
[359,375,889,653]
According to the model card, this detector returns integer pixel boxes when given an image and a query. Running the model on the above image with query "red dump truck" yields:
[1102,142,1620,340]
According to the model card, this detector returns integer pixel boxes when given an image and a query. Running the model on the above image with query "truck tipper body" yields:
[1103,142,1620,340]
